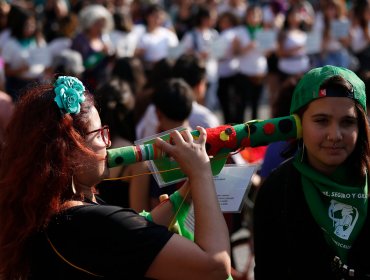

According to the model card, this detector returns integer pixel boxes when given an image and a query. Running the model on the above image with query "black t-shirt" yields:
[29,205,174,279]
[96,179,130,208]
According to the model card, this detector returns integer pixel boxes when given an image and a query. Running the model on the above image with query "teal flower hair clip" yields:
[54,76,86,114]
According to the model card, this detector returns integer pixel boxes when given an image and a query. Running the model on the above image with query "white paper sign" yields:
[331,19,350,39]
[255,29,277,52]
[26,46,51,76]
[182,164,257,236]
[28,46,51,67]
[210,37,228,59]
[306,30,322,54]
[214,164,257,213]
[167,42,187,60]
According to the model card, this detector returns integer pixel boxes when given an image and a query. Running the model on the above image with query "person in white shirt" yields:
[317,0,350,68]
[180,5,219,110]
[276,6,310,86]
[109,10,145,58]
[134,4,179,74]
[2,5,48,100]
[216,11,241,124]
[235,4,268,121]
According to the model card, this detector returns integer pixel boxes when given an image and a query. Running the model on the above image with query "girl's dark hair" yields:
[113,10,133,32]
[282,6,299,30]
[217,11,240,30]
[143,3,164,26]
[282,5,310,31]
[153,78,194,122]
[8,5,35,40]
[193,5,210,27]
[172,54,206,88]
[349,103,370,182]
[146,58,174,89]
[96,79,136,142]
[0,81,96,279]
[353,0,370,31]
[111,57,146,95]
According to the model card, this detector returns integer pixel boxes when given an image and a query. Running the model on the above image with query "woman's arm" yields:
[149,180,190,226]
[146,127,231,280]
[128,162,151,212]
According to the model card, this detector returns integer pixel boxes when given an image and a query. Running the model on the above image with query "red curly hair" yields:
[0,83,96,279]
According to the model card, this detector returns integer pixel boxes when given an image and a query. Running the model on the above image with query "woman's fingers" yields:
[195,126,207,145]
[180,129,193,143]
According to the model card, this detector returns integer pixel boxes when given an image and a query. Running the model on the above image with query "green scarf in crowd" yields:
[293,153,368,263]
[246,24,262,40]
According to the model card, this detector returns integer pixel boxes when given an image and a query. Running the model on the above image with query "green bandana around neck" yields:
[18,37,36,49]
[246,24,262,40]
[293,153,368,263]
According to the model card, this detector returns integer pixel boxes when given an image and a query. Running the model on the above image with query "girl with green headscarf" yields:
[253,65,370,279]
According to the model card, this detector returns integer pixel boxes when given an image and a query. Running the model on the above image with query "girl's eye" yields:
[342,118,358,127]
[314,118,328,124]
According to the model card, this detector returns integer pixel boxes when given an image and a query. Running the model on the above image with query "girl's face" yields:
[287,9,301,28]
[324,3,338,19]
[23,17,36,38]
[147,10,164,27]
[302,97,359,175]
[75,106,110,187]
[218,15,232,31]
[246,8,262,26]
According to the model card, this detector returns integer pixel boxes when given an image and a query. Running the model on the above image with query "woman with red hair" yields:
[0,76,231,279]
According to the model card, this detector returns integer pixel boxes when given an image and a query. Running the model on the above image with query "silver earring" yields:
[301,142,305,163]
[71,176,76,194]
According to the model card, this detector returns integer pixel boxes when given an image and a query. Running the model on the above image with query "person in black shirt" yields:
[0,75,231,280]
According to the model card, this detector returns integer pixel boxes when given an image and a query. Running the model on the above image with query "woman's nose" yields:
[326,124,343,141]
[106,140,112,148]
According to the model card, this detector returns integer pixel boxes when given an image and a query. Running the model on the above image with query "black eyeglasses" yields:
[86,125,110,147]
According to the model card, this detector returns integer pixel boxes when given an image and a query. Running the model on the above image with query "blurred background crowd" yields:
[0,0,370,278]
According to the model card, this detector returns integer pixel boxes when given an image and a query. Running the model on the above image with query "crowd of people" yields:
[0,0,368,117]
[0,0,370,279]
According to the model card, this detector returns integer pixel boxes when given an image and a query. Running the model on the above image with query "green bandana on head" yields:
[293,153,368,263]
